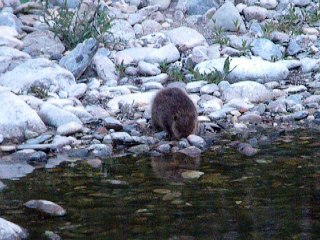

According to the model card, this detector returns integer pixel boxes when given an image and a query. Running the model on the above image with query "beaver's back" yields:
[151,87,197,139]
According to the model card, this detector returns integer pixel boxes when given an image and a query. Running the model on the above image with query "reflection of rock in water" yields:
[151,154,200,183]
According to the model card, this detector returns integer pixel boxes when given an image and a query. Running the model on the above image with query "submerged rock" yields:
[24,200,66,216]
[0,161,35,180]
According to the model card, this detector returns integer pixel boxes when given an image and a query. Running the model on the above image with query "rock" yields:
[243,6,268,21]
[239,113,262,123]
[128,144,150,154]
[186,81,207,93]
[0,46,31,74]
[39,103,82,128]
[187,135,206,149]
[165,27,206,50]
[260,0,278,9]
[137,61,161,76]
[251,38,283,61]
[67,83,87,98]
[221,81,273,103]
[270,31,290,44]
[0,134,3,144]
[56,122,83,136]
[22,30,65,58]
[284,85,307,94]
[156,143,171,153]
[148,0,170,10]
[0,58,76,93]
[11,150,47,163]
[223,98,254,112]
[92,48,118,86]
[0,12,23,33]
[181,170,204,179]
[127,5,159,25]
[144,43,180,64]
[24,200,66,216]
[107,91,156,111]
[0,161,35,179]
[211,2,246,32]
[141,19,162,35]
[195,57,289,83]
[292,0,310,7]
[103,117,123,130]
[44,231,62,240]
[106,19,135,44]
[110,132,132,143]
[201,98,222,111]
[0,217,28,239]
[142,81,163,90]
[138,73,169,84]
[0,181,7,191]
[200,83,219,94]
[300,58,320,73]
[59,38,98,79]
[182,0,219,15]
[89,144,113,158]
[0,88,46,140]
[191,46,208,64]
[115,47,151,65]
[86,159,102,169]
[179,146,202,158]
[50,0,80,8]
[233,142,259,156]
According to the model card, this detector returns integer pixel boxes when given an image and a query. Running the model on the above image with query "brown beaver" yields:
[151,87,198,139]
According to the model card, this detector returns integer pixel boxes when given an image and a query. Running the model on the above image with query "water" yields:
[0,130,319,239]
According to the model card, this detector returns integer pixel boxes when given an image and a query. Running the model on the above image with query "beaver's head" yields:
[171,111,198,140]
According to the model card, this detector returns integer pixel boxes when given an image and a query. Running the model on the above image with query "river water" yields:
[0,130,319,239]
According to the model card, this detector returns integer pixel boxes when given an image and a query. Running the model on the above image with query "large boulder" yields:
[0,87,47,140]
[0,217,28,239]
[0,58,76,93]
[195,57,289,83]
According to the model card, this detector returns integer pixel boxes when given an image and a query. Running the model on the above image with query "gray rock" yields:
[106,19,135,44]
[127,5,159,25]
[141,19,162,35]
[243,6,268,21]
[156,143,171,153]
[50,0,80,8]
[115,47,152,65]
[211,2,246,32]
[251,38,283,61]
[22,30,65,58]
[221,81,273,103]
[0,88,47,140]
[195,57,289,83]
[0,161,35,179]
[0,58,76,93]
[0,217,28,239]
[223,98,254,111]
[138,73,169,84]
[182,0,219,15]
[142,81,163,90]
[90,144,113,158]
[187,135,206,149]
[300,58,320,73]
[63,105,93,122]
[67,83,87,98]
[144,43,180,64]
[128,144,150,154]
[270,31,290,44]
[24,200,66,216]
[137,61,161,76]
[56,122,83,136]
[148,0,171,10]
[103,117,123,130]
[11,150,47,163]
[179,146,201,158]
[239,113,262,123]
[186,81,207,93]
[292,0,310,7]
[111,132,132,143]
[91,48,118,86]
[0,12,22,33]
[39,103,82,128]
[165,27,206,50]
[0,46,30,75]
[200,83,219,94]
[59,38,98,79]
[260,0,278,9]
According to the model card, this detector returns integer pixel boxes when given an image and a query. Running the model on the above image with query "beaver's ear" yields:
[173,114,178,121]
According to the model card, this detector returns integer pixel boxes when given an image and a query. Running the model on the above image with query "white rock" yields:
[107,91,157,111]
[0,217,28,239]
[67,83,87,98]
[137,61,161,76]
[63,105,93,122]
[195,57,289,83]
[221,81,273,103]
[165,26,206,49]
[57,122,83,136]
[202,98,222,111]
[200,83,219,94]
[0,58,76,93]
[107,19,135,44]
[141,19,162,35]
[148,0,171,10]
[138,73,169,84]
[186,81,207,93]
[0,87,46,140]
[144,43,180,64]
[300,58,320,73]
[142,81,163,90]
[0,46,30,74]
[260,0,278,9]
[115,47,151,65]
[39,103,82,128]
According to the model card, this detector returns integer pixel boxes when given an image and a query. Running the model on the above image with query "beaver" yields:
[151,87,198,140]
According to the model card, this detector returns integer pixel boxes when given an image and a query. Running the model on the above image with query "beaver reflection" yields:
[151,154,201,183]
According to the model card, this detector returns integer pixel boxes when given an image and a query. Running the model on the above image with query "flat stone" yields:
[195,57,289,83]
[0,161,35,180]
[165,26,206,50]
[22,30,65,58]
[24,200,66,216]
[59,38,98,79]
[56,122,83,136]
[0,58,76,93]
[181,170,204,179]
[39,103,82,128]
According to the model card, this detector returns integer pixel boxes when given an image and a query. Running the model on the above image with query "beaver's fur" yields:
[151,87,198,139]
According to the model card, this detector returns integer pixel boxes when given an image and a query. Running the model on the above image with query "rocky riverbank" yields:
[1,0,320,237]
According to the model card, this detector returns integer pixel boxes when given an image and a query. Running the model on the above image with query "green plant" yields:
[116,60,126,78]
[159,60,170,73]
[212,20,229,45]
[239,40,252,56]
[233,19,241,33]
[42,0,111,49]
[28,85,49,99]
[168,66,184,82]
[191,57,236,84]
